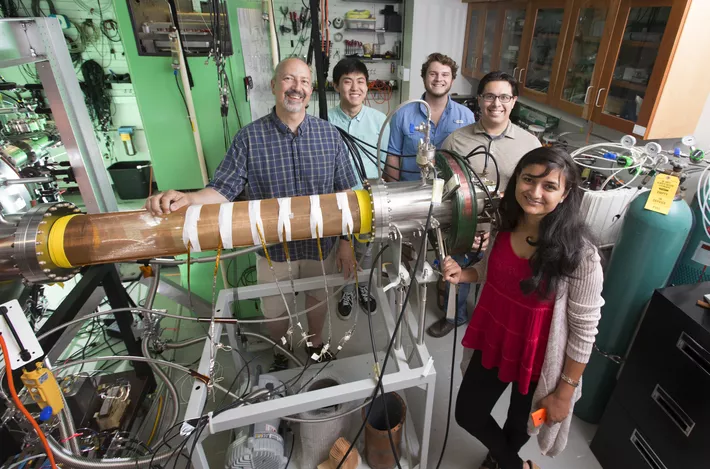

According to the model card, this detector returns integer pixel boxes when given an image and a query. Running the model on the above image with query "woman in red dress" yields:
[444,147,604,469]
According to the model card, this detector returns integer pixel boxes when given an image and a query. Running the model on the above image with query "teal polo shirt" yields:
[329,104,390,189]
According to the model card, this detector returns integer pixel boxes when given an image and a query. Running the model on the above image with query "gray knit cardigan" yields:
[471,232,605,457]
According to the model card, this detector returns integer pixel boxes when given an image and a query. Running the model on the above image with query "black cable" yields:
[434,289,458,469]
[366,245,388,370]
[174,71,190,118]
[344,132,418,158]
[337,202,435,469]
[100,19,121,43]
[80,59,112,132]
[361,242,404,467]
[464,146,501,194]
[308,0,327,119]
[284,428,295,468]
[0,91,19,103]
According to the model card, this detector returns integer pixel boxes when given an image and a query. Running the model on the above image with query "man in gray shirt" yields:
[427,71,541,338]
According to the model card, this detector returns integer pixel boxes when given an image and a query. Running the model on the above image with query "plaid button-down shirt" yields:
[208,109,357,261]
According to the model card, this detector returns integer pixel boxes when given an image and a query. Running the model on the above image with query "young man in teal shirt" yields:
[329,58,389,319]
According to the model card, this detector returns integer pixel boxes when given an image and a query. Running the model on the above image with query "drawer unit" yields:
[592,283,710,469]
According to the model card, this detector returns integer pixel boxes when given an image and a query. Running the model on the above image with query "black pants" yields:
[455,349,537,469]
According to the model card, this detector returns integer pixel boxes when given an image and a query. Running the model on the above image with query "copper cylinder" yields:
[55,191,363,267]
[362,392,406,469]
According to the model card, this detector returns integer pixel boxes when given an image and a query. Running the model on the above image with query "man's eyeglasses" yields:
[480,93,514,103]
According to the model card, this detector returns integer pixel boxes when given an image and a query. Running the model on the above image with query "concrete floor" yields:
[424,320,603,469]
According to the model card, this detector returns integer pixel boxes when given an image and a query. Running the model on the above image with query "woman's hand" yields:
[442,256,462,284]
[539,390,572,426]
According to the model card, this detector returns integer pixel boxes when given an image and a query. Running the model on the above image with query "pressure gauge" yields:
[682,135,697,148]
[620,135,637,149]
[644,142,662,157]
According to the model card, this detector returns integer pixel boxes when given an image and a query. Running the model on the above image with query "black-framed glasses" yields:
[480,93,514,103]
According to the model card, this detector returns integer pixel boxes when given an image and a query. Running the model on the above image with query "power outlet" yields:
[398,66,410,82]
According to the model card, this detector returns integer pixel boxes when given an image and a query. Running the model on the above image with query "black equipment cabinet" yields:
[591,283,710,469]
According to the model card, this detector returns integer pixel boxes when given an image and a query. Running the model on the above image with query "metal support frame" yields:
[183,266,438,469]
[37,264,153,379]
[1,18,118,214]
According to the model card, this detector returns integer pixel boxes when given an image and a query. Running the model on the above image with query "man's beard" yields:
[426,82,451,97]
[283,91,305,112]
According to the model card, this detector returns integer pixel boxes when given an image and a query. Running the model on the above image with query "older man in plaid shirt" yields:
[145,58,358,371]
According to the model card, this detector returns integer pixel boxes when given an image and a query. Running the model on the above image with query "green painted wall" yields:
[112,0,256,191]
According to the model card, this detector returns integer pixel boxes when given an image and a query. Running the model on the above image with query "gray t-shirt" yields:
[442,121,541,192]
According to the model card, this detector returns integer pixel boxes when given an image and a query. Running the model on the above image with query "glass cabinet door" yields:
[523,8,565,95]
[560,4,609,108]
[499,7,527,76]
[480,8,501,76]
[602,6,671,123]
[464,6,484,75]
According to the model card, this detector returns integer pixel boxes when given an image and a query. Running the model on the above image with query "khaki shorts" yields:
[256,247,338,319]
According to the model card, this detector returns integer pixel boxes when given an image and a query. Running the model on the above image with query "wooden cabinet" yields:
[462,4,485,77]
[517,0,569,102]
[590,0,695,138]
[461,0,710,139]
[462,2,527,80]
[552,0,620,118]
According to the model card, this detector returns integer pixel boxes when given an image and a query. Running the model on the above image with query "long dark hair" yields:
[498,146,593,297]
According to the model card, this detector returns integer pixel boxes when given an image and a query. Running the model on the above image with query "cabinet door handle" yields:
[474,57,479,69]
[518,68,525,82]
[595,88,606,107]
[630,430,668,469]
[651,384,695,437]
[584,86,593,104]
[513,66,519,78]
[676,332,710,377]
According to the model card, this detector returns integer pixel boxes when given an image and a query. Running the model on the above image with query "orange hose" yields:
[0,334,58,469]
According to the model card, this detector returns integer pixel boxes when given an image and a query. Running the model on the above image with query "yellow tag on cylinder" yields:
[644,175,680,215]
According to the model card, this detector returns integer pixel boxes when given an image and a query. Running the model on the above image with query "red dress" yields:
[461,232,555,395]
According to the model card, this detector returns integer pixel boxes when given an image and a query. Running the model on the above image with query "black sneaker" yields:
[306,343,336,363]
[358,286,377,314]
[479,452,499,469]
[337,290,355,320]
[269,353,289,372]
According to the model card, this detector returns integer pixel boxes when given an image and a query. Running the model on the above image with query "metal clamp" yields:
[593,343,624,365]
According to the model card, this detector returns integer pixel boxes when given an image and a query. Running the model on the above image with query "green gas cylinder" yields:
[574,190,692,423]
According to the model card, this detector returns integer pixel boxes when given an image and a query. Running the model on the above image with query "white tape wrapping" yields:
[277,198,293,242]
[336,192,354,236]
[248,200,264,246]
[218,203,234,249]
[182,204,203,252]
[309,195,324,239]
[432,178,444,205]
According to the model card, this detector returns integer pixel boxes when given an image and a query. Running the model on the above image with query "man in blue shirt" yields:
[385,52,475,181]
[144,58,358,370]
[328,58,389,320]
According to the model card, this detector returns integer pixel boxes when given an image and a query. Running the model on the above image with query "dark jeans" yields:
[455,350,537,469]
[444,252,480,326]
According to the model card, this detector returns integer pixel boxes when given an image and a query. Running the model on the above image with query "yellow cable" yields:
[255,224,273,267]
[146,395,163,446]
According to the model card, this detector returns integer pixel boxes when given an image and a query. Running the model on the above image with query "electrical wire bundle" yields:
[335,128,419,183]
[570,141,657,192]
[80,59,112,132]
